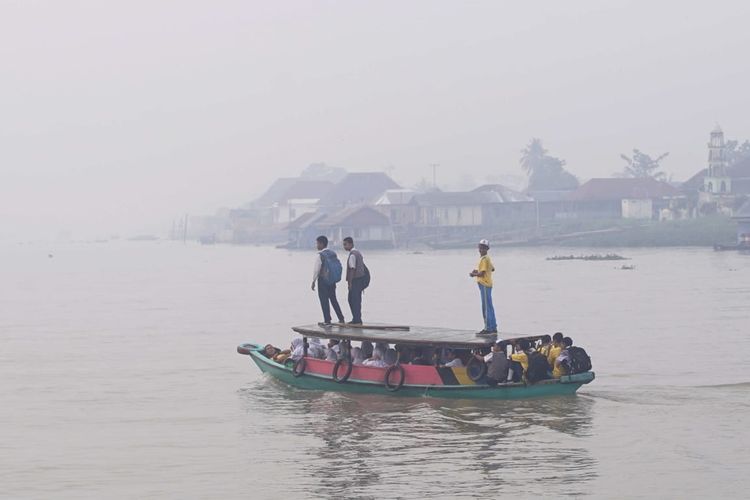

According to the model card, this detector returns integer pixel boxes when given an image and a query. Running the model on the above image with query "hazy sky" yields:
[2,0,749,240]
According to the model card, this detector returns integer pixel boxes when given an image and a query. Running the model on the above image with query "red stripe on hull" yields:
[303,358,444,385]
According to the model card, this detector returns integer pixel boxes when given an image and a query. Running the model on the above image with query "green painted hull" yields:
[244,349,595,400]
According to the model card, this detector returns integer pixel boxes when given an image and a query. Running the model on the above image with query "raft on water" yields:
[237,323,595,399]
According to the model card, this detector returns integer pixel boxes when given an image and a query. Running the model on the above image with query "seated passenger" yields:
[290,338,305,361]
[360,341,374,360]
[305,338,325,359]
[351,347,364,365]
[362,350,387,368]
[325,339,340,362]
[547,332,564,368]
[263,344,291,363]
[553,337,574,378]
[383,348,398,366]
[537,335,552,357]
[410,348,432,366]
[474,340,509,386]
[440,349,464,368]
[510,339,531,374]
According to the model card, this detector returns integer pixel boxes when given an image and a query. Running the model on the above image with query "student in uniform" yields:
[311,235,345,326]
[474,340,510,386]
[511,339,532,375]
[440,349,464,368]
[343,236,367,325]
[469,239,497,335]
[547,332,564,369]
[553,337,574,378]
[537,335,552,357]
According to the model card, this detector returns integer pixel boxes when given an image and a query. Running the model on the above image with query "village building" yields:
[558,178,679,220]
[681,127,750,216]
[285,205,394,249]
[319,172,400,209]
[732,200,750,247]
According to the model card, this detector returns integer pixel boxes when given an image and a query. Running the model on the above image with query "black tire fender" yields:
[332,358,353,383]
[466,356,487,382]
[384,364,406,392]
[292,358,306,377]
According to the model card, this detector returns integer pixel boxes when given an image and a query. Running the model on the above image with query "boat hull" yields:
[241,344,594,400]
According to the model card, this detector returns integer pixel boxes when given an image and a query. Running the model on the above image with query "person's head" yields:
[327,339,339,348]
[264,344,275,356]
[343,236,354,251]
[493,341,507,353]
[563,337,573,348]
[446,349,457,360]
[540,335,551,345]
[360,341,373,358]
[518,339,531,351]
[315,235,328,251]
[478,239,490,256]
[553,332,564,345]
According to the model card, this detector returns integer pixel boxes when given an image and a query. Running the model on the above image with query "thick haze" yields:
[2,0,749,241]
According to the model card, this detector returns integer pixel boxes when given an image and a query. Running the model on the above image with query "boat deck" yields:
[291,323,544,348]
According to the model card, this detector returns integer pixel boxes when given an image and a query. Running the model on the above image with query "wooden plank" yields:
[331,322,410,331]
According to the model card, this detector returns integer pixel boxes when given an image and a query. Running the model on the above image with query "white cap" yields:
[479,239,490,247]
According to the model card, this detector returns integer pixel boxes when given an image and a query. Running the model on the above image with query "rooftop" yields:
[568,178,679,201]
[251,178,334,207]
[411,191,503,206]
[321,172,400,206]
[291,323,545,348]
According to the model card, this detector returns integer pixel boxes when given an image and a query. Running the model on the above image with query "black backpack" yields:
[362,264,371,290]
[526,351,550,383]
[567,347,592,374]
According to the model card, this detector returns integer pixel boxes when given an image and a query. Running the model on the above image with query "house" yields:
[472,184,537,227]
[317,205,395,249]
[248,178,334,224]
[284,211,329,249]
[732,200,750,246]
[319,172,400,208]
[561,178,679,219]
[374,189,418,226]
[410,191,502,227]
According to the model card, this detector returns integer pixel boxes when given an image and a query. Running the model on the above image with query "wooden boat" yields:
[237,324,595,399]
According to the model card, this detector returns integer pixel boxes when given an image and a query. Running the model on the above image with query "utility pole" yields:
[429,163,439,188]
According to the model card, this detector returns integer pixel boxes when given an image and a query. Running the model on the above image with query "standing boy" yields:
[311,235,345,326]
[343,236,366,325]
[469,239,497,335]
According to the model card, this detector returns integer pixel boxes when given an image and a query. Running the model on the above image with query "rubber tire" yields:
[292,358,306,377]
[384,364,405,392]
[466,356,487,382]
[237,343,259,355]
[332,359,353,383]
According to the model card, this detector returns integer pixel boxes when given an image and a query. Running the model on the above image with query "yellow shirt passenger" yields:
[511,352,528,373]
[476,255,494,287]
[548,344,564,378]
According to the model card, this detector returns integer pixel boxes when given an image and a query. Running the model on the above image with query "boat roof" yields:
[291,323,545,348]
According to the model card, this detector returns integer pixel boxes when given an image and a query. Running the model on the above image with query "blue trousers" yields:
[478,284,497,331]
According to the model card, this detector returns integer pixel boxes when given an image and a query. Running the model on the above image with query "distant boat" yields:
[237,323,595,399]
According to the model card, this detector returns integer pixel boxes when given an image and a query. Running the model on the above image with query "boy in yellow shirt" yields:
[469,239,497,335]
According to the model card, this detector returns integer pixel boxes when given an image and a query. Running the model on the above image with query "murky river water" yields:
[1,242,748,499]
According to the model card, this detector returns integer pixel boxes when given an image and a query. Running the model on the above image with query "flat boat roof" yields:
[291,323,544,348]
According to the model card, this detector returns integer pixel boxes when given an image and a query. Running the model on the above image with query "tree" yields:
[725,139,750,166]
[520,138,579,191]
[620,149,669,180]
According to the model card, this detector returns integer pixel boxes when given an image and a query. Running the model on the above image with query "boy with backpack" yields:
[312,235,345,326]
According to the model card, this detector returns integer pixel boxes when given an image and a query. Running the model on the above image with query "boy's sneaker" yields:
[476,329,495,337]
[318,322,333,327]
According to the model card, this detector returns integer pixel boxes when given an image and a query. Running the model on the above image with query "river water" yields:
[1,241,748,499]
